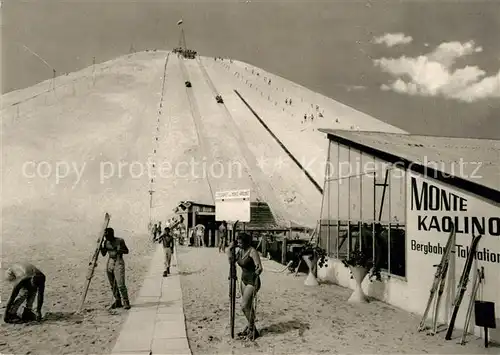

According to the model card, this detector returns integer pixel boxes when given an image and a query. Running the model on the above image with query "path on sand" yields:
[177,246,496,354]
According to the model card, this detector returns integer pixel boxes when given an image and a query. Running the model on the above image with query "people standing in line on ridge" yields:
[227,233,263,340]
[285,98,288,105]
[100,227,131,309]
[289,98,292,105]
[3,263,46,323]
[157,227,175,277]
[218,221,228,253]
[195,224,206,247]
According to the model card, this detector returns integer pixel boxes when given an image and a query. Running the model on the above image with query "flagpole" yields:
[177,19,186,51]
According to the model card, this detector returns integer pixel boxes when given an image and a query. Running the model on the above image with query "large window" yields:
[319,141,407,278]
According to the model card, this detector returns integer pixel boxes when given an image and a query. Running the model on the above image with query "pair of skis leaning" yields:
[418,222,483,340]
[418,223,456,335]
[229,220,239,339]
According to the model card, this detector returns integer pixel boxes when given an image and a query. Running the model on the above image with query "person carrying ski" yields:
[100,227,131,309]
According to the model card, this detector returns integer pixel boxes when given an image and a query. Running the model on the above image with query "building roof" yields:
[319,129,500,204]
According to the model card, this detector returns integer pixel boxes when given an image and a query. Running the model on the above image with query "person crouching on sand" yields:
[3,263,46,323]
[227,233,263,340]
[100,227,131,310]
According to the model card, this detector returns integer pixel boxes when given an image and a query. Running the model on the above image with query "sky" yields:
[1,0,499,139]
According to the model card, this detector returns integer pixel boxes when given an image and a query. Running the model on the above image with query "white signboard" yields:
[215,189,251,222]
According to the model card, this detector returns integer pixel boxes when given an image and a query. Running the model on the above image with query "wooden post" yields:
[92,56,96,86]
[262,234,267,258]
[52,69,56,91]
[281,233,287,265]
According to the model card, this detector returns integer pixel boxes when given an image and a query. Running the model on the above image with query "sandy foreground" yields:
[178,246,497,354]
[0,237,155,355]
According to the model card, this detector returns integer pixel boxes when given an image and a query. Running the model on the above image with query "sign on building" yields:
[406,173,500,339]
[215,189,251,222]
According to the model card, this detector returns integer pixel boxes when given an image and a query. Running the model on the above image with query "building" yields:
[173,200,305,245]
[316,129,500,342]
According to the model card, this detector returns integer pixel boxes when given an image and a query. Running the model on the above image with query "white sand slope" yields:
[1,50,408,354]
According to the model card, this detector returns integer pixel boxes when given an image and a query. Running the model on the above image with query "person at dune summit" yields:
[227,233,263,340]
[157,226,175,277]
[100,227,131,310]
[3,263,46,323]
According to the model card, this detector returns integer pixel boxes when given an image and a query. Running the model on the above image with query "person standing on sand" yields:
[100,227,131,310]
[218,221,228,253]
[227,233,263,340]
[157,227,175,277]
[3,263,46,323]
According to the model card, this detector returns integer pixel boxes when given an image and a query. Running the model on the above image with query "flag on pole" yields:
[177,19,183,25]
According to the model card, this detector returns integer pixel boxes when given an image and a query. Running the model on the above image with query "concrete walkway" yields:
[111,246,191,355]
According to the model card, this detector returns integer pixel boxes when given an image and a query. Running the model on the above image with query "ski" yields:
[418,223,456,332]
[77,212,111,313]
[229,220,239,338]
[445,234,483,340]
[460,267,484,345]
[429,258,450,335]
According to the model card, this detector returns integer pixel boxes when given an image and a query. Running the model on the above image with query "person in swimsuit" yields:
[228,233,263,340]
[157,227,174,277]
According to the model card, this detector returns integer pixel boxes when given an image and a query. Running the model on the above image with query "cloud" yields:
[373,33,413,47]
[374,40,499,102]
